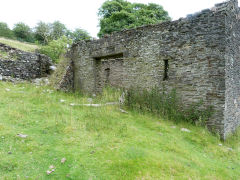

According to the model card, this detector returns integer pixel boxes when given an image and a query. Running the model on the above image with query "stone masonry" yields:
[67,0,240,139]
[0,43,52,79]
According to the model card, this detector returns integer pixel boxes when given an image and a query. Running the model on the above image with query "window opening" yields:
[163,59,169,81]
[105,68,110,83]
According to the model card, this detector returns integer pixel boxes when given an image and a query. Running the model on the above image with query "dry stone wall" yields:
[0,43,52,79]
[224,0,240,139]
[69,0,240,139]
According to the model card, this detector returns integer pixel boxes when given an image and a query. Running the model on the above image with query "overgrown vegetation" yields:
[34,21,91,45]
[0,22,14,39]
[125,87,213,125]
[39,36,72,63]
[49,56,72,90]
[98,0,171,37]
[0,50,17,60]
[0,21,91,44]
[0,37,38,52]
[0,50,10,59]
[0,82,239,179]
[12,22,35,43]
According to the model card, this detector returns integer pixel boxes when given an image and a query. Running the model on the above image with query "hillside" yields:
[0,81,239,179]
[0,37,39,52]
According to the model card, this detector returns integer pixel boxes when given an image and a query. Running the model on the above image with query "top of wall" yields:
[0,42,47,61]
[74,0,238,47]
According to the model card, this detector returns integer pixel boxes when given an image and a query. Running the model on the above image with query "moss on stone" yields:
[0,50,18,60]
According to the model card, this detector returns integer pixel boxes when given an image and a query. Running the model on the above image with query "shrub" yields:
[39,36,72,63]
[125,87,213,125]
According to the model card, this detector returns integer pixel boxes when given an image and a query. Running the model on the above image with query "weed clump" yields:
[125,87,213,125]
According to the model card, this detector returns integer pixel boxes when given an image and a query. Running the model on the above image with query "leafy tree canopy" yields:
[0,22,14,38]
[34,21,51,44]
[98,0,171,37]
[13,22,34,42]
[51,21,67,40]
[67,28,91,43]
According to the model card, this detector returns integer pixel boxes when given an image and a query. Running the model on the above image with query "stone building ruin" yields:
[62,0,240,139]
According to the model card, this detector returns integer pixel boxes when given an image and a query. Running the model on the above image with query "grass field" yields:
[0,81,239,179]
[0,37,39,52]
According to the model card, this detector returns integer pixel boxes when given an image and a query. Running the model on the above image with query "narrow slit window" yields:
[105,68,110,83]
[163,59,169,81]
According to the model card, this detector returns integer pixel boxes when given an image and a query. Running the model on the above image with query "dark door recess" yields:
[94,53,124,92]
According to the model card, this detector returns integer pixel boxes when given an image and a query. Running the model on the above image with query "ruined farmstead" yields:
[58,0,240,139]
[0,43,53,80]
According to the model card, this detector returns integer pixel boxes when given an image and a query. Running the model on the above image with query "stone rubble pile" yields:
[0,43,53,80]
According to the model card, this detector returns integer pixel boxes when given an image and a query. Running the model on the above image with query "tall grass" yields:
[0,82,239,179]
[96,86,122,103]
[125,87,213,125]
[0,37,39,52]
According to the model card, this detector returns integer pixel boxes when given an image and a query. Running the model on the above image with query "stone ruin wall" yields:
[50,53,74,92]
[70,0,240,139]
[224,0,240,139]
[0,43,52,80]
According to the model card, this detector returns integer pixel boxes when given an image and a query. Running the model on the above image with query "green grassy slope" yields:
[0,82,239,179]
[0,37,39,52]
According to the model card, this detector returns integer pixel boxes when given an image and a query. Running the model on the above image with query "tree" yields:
[34,21,51,44]
[50,21,67,40]
[13,22,34,42]
[67,28,91,43]
[39,36,72,63]
[0,22,14,39]
[98,0,171,37]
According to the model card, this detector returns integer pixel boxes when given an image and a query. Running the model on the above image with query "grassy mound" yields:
[0,81,239,179]
[0,37,39,52]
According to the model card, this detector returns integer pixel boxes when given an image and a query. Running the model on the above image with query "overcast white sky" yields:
[0,0,235,37]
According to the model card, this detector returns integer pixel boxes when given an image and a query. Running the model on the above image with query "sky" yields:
[0,0,234,37]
